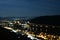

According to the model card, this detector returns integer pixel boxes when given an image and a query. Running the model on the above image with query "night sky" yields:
[0,0,60,17]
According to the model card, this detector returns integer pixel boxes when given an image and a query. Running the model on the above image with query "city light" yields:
[0,19,60,40]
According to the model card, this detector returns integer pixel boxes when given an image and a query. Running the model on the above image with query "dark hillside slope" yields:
[31,15,60,26]
[0,26,18,40]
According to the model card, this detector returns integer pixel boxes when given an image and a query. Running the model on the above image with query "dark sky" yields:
[0,0,60,17]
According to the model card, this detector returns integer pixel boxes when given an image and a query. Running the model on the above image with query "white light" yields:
[17,21,20,23]
[12,30,17,33]
[18,37,20,38]
[22,33,24,35]
[40,25,42,27]
[33,25,34,26]
[21,24,26,25]
[4,27,12,30]
[45,25,48,28]
[9,22,13,24]
[27,34,36,40]
[36,25,38,26]
[27,21,30,23]
[52,26,55,28]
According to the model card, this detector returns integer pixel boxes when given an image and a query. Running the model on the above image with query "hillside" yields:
[30,15,60,26]
[0,26,18,40]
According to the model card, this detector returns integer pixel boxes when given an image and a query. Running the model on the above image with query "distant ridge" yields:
[30,15,60,26]
[0,16,35,21]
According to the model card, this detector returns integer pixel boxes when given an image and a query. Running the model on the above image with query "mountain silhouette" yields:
[30,15,60,26]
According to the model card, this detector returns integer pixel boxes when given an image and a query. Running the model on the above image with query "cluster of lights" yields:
[25,31,60,40]
[1,19,60,40]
